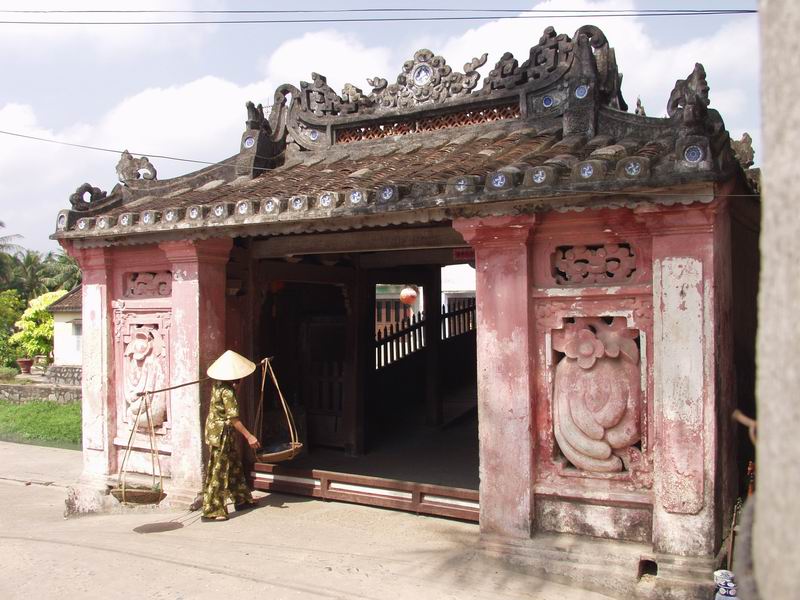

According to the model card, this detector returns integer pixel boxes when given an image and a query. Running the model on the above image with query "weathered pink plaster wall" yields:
[63,238,231,508]
[454,215,536,539]
[455,199,737,562]
[161,239,231,502]
[66,246,115,487]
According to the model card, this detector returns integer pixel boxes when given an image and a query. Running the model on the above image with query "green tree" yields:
[0,221,21,255]
[8,290,67,359]
[0,221,22,290]
[43,251,81,291]
[0,290,24,367]
[13,250,50,301]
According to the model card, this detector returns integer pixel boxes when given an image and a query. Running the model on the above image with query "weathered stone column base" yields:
[64,480,118,516]
[481,533,716,600]
[64,475,200,516]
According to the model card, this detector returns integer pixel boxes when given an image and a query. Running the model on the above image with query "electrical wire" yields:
[0,130,759,198]
[0,8,758,15]
[0,129,217,166]
[0,132,760,198]
[0,9,756,26]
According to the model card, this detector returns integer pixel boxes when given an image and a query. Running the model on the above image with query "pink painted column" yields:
[160,239,231,502]
[641,203,733,557]
[64,245,116,486]
[454,216,536,538]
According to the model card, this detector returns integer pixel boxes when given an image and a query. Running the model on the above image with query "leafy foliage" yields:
[0,290,24,367]
[8,290,67,359]
[0,224,82,302]
[0,221,22,290]
[43,252,81,291]
[0,366,18,380]
[13,250,50,301]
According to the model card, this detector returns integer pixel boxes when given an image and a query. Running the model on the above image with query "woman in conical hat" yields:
[201,350,261,521]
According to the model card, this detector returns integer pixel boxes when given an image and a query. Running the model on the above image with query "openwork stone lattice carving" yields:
[553,244,636,285]
[124,272,172,298]
[301,72,365,116]
[122,326,167,430]
[335,103,520,144]
[116,150,157,183]
[68,183,107,211]
[552,317,641,473]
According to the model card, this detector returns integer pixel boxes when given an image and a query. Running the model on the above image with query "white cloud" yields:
[0,9,761,253]
[414,0,759,145]
[0,29,395,251]
[0,0,220,56]
[260,30,394,96]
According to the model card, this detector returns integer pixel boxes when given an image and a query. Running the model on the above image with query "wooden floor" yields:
[251,409,479,521]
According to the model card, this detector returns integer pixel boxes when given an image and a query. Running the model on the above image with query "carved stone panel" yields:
[124,271,172,298]
[122,327,167,430]
[551,317,642,473]
[553,243,636,285]
[112,303,171,432]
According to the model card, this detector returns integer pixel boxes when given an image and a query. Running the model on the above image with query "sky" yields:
[0,0,760,253]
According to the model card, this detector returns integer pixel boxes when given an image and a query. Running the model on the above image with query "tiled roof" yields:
[48,286,81,313]
[52,25,748,247]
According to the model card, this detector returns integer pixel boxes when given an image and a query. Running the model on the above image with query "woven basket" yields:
[257,441,303,464]
[111,486,167,505]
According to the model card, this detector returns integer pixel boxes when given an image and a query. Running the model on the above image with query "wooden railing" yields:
[441,298,476,340]
[375,312,426,368]
[375,299,476,369]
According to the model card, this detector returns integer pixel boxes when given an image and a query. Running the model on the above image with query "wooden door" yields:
[299,316,346,447]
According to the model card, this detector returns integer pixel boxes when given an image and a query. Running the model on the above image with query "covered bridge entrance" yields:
[54,23,760,598]
[243,226,480,520]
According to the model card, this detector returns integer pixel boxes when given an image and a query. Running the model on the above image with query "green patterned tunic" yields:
[202,381,254,518]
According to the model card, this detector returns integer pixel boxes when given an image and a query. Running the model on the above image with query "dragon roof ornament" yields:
[260,25,628,151]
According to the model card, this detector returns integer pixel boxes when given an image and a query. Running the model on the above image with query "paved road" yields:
[0,442,611,600]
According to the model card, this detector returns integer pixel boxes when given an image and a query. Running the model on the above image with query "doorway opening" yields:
[247,237,479,520]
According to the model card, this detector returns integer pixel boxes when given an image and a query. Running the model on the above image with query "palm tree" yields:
[0,222,22,291]
[43,251,81,291]
[13,250,49,301]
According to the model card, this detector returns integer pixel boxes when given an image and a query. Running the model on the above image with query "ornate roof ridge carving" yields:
[257,24,629,151]
[274,25,627,121]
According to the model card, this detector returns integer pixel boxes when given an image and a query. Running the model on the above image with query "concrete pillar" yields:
[755,1,800,595]
[160,238,231,501]
[69,246,115,485]
[643,204,733,557]
[454,215,536,538]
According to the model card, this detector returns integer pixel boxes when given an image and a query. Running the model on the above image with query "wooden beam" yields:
[252,226,467,259]
[358,248,473,269]
[259,260,356,285]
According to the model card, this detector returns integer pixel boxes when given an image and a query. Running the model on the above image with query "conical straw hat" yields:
[207,350,256,381]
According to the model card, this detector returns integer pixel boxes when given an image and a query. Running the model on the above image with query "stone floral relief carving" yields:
[553,243,636,285]
[124,271,173,298]
[368,49,488,109]
[552,317,643,474]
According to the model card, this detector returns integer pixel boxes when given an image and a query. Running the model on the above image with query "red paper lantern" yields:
[399,286,418,305]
